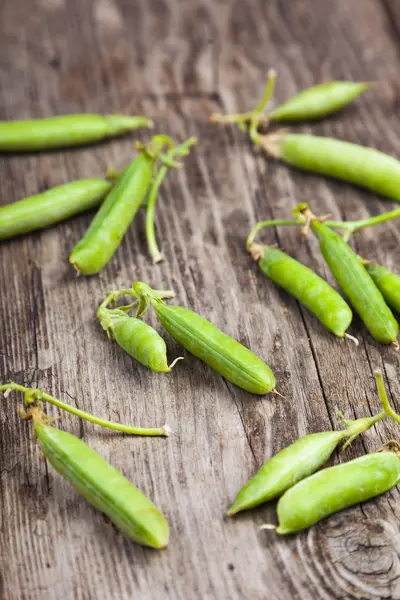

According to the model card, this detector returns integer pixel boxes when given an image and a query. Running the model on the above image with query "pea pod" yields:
[97,290,181,373]
[69,136,167,275]
[0,114,152,152]
[365,262,400,314]
[304,210,399,344]
[210,72,370,140]
[228,410,384,516]
[132,282,276,395]
[0,178,114,240]
[249,243,353,338]
[272,449,400,535]
[260,133,400,203]
[32,410,169,548]
[268,81,370,123]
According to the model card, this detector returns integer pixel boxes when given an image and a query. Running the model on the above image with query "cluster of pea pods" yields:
[1,73,400,549]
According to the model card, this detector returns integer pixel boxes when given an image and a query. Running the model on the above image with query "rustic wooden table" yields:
[2,0,400,598]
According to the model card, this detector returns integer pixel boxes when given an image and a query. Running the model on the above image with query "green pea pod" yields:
[365,263,400,314]
[309,220,398,344]
[0,114,152,152]
[274,450,400,535]
[227,412,383,516]
[261,133,400,203]
[268,81,370,123]
[250,243,352,338]
[34,415,169,548]
[0,179,113,240]
[98,307,172,373]
[133,282,275,395]
[70,144,157,275]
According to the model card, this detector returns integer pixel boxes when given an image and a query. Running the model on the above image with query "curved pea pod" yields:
[261,133,400,203]
[250,243,352,338]
[133,282,275,395]
[310,220,398,344]
[274,451,400,535]
[365,263,400,314]
[227,411,382,515]
[0,179,113,240]
[98,307,171,372]
[268,81,370,123]
[0,114,152,152]
[69,149,155,275]
[34,419,169,549]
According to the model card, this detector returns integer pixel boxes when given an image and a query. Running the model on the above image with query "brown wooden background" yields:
[2,1,400,598]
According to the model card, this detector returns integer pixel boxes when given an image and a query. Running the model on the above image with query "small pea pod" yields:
[0,178,114,240]
[271,449,400,535]
[249,243,353,339]
[70,135,172,275]
[228,411,384,516]
[260,133,400,203]
[0,114,153,152]
[30,409,169,548]
[97,290,181,373]
[365,262,400,314]
[132,282,276,395]
[210,71,370,140]
[268,81,370,123]
[302,207,399,345]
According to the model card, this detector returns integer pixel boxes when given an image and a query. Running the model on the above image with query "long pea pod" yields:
[270,449,400,535]
[97,290,181,373]
[145,137,197,264]
[0,382,169,436]
[259,132,400,203]
[228,370,394,515]
[69,135,174,275]
[130,282,276,395]
[249,243,353,339]
[301,208,399,345]
[0,179,114,240]
[210,70,370,139]
[29,408,169,548]
[0,114,153,152]
[365,262,400,314]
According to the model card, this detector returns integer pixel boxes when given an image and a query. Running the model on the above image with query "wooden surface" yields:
[2,0,400,598]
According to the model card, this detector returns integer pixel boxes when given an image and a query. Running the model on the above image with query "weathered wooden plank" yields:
[212,0,400,598]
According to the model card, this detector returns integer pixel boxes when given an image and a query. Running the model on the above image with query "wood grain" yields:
[1,0,400,598]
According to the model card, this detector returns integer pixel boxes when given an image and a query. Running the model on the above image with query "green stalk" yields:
[246,219,298,249]
[326,208,400,241]
[146,166,169,263]
[145,137,197,264]
[0,383,169,437]
[247,206,400,248]
[375,370,400,427]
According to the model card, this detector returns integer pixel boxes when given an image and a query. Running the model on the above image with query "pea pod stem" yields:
[210,69,276,142]
[0,383,169,437]
[326,207,400,241]
[246,219,298,249]
[247,207,400,248]
[375,370,400,427]
[145,137,197,264]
